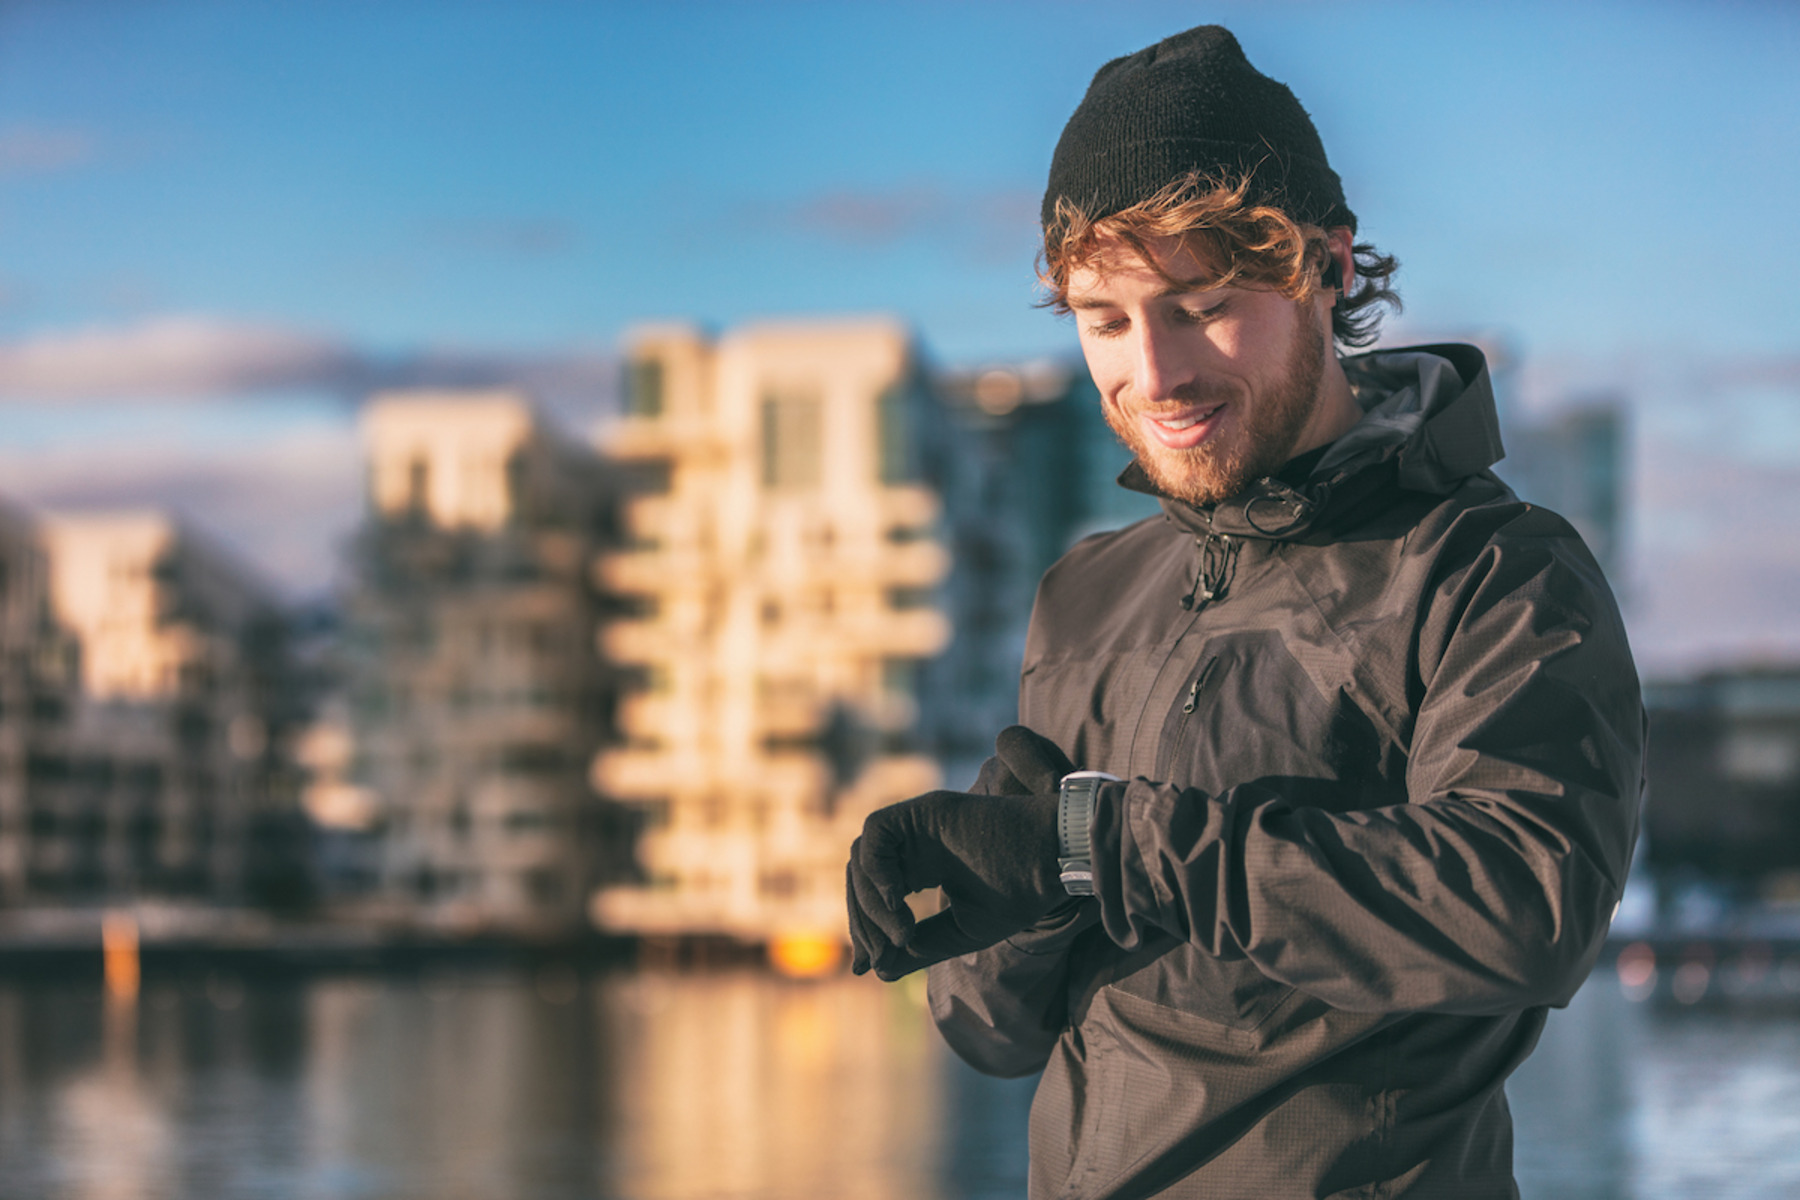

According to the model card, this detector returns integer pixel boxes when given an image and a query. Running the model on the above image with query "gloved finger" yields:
[869,937,944,982]
[995,725,1077,794]
[848,837,918,947]
[883,908,1006,977]
[845,858,885,975]
[970,753,1028,796]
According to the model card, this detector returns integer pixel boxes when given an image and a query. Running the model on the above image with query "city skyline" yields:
[1,1,1798,674]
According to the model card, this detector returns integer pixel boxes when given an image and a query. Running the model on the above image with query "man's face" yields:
[1067,232,1338,507]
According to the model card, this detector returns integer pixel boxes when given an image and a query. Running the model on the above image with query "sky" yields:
[1,0,1798,673]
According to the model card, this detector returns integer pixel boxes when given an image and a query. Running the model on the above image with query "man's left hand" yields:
[846,725,1081,981]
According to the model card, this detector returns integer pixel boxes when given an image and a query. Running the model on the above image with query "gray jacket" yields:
[928,344,1644,1199]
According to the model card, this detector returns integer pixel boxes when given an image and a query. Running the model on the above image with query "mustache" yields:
[1143,380,1237,410]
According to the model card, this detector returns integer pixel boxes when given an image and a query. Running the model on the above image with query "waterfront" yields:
[0,965,1795,1199]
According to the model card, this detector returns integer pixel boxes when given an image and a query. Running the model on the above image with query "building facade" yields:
[1644,667,1800,890]
[591,320,955,950]
[30,511,301,906]
[929,359,1159,774]
[337,391,624,934]
[0,499,80,905]
[1499,399,1627,585]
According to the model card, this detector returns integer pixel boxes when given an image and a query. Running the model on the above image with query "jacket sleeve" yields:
[927,903,1101,1077]
[924,751,1103,1077]
[1091,527,1645,1016]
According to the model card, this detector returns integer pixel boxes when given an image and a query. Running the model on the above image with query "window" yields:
[884,523,932,545]
[882,657,920,698]
[407,457,430,517]
[504,451,527,520]
[504,809,553,833]
[877,385,918,484]
[499,746,565,777]
[885,586,935,612]
[761,387,823,490]
[626,357,665,418]
[622,458,673,496]
[1722,733,1799,784]
[760,870,798,899]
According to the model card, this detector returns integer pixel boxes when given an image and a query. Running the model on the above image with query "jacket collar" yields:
[1123,343,1502,542]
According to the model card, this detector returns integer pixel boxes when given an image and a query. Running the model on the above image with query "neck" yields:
[1293,352,1361,457]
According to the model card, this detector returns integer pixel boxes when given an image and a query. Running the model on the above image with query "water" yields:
[0,965,1794,1199]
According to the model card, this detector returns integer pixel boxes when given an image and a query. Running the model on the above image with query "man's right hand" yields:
[845,725,1083,981]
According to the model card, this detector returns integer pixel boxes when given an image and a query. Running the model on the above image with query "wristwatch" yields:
[1057,770,1119,896]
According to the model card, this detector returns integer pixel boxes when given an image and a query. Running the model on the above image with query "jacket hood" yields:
[1122,342,1504,541]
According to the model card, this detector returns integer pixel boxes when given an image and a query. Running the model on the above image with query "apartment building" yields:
[928,359,1158,772]
[0,499,80,904]
[342,391,624,934]
[1644,667,1800,890]
[591,320,954,951]
[32,511,299,904]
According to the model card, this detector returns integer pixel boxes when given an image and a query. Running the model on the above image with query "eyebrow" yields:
[1066,280,1218,310]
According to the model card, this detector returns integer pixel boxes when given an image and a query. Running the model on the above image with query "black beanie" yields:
[1042,25,1355,233]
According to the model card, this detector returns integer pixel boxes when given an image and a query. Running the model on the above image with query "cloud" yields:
[0,315,619,415]
[0,426,365,600]
[0,316,360,400]
[0,125,96,175]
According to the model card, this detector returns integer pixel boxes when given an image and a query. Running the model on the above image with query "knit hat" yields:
[1042,25,1355,233]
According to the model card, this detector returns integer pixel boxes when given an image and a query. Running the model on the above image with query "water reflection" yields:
[0,966,1796,1198]
[599,971,946,1199]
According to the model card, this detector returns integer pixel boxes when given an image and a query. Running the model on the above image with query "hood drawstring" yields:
[1180,532,1239,610]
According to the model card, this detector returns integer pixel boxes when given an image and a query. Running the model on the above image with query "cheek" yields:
[1078,341,1131,399]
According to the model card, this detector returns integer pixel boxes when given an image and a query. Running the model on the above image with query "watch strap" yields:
[1057,770,1119,896]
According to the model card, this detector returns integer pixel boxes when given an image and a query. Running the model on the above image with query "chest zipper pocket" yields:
[1159,656,1223,778]
[1181,657,1220,715]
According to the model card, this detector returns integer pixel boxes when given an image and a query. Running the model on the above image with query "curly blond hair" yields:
[1040,171,1400,348]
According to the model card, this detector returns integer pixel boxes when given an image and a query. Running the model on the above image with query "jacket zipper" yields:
[1181,657,1220,715]
[1152,651,1224,784]
[1160,655,1224,774]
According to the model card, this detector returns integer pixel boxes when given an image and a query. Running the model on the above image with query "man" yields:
[845,23,1643,1200]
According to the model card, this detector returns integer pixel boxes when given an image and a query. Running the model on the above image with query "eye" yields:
[1083,315,1128,339]
[1176,298,1229,325]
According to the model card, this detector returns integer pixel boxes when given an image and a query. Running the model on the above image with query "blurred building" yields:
[0,499,81,905]
[1500,398,1627,584]
[591,320,954,949]
[1392,336,1628,588]
[335,390,626,935]
[1643,667,1800,890]
[30,511,304,905]
[929,359,1158,772]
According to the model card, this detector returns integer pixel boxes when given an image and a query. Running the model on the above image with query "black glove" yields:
[967,721,1071,797]
[846,725,1078,981]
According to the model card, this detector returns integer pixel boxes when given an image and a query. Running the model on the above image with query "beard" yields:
[1104,313,1330,508]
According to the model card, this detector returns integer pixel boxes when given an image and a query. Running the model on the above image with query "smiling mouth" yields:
[1151,404,1223,432]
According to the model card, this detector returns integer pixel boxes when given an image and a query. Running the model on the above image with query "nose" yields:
[1131,321,1194,406]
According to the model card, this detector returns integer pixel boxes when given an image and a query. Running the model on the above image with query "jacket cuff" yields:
[1091,776,1229,949]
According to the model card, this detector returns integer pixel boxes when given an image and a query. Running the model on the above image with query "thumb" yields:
[890,908,1004,976]
[995,725,1076,794]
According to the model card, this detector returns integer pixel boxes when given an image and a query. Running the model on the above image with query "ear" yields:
[1321,227,1354,305]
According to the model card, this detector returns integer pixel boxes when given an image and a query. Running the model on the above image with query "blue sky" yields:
[1,0,1798,669]
[6,1,1798,359]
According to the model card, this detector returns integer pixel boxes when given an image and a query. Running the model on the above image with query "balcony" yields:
[598,617,665,663]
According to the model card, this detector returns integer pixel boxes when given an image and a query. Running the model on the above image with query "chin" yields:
[1152,461,1246,507]
[1120,427,1252,506]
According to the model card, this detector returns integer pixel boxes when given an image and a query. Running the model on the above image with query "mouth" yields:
[1143,402,1226,449]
